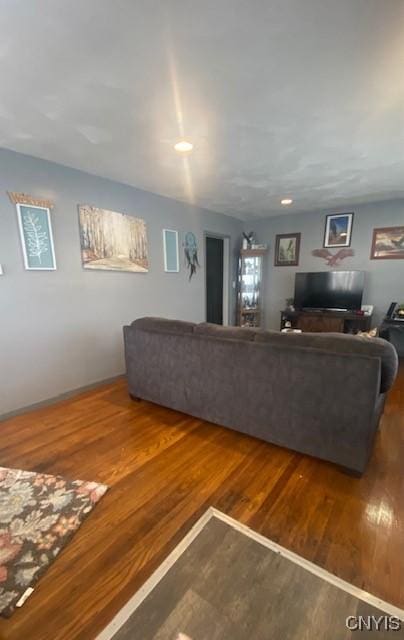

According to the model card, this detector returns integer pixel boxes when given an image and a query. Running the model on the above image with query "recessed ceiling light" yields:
[174,140,193,152]
[281,198,293,206]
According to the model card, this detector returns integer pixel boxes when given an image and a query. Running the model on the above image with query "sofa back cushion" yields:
[129,319,397,393]
[255,331,398,393]
[131,317,195,334]
[194,323,257,341]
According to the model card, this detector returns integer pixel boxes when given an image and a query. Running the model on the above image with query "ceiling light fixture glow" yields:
[281,198,293,206]
[174,140,193,152]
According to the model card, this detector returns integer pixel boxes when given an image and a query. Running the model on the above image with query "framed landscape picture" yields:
[324,213,353,248]
[16,203,57,270]
[78,205,148,272]
[370,226,404,260]
[274,233,301,266]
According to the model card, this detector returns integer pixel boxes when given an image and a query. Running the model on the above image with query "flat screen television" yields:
[294,271,365,311]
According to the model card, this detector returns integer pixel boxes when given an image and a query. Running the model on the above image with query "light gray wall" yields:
[249,200,404,330]
[0,148,242,415]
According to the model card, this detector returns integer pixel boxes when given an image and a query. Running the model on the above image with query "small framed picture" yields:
[274,233,301,266]
[16,203,57,270]
[370,226,404,260]
[163,229,179,272]
[324,213,354,248]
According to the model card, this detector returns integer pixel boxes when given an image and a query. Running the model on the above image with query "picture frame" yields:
[323,213,354,248]
[16,203,57,270]
[274,233,301,267]
[370,226,404,260]
[78,205,148,272]
[163,229,179,272]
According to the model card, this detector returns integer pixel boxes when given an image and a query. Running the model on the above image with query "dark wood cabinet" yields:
[280,309,372,334]
[298,314,344,333]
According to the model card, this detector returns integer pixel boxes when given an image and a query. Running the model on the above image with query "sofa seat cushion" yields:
[255,331,398,393]
[131,317,195,334]
[194,323,258,341]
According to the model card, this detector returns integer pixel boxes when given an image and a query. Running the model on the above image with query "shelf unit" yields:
[237,248,267,327]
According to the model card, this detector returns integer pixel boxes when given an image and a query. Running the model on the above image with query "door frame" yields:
[204,232,230,326]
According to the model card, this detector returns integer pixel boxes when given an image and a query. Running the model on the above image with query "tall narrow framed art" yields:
[163,229,179,272]
[16,203,57,270]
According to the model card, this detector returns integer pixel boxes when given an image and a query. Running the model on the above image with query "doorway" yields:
[205,235,230,325]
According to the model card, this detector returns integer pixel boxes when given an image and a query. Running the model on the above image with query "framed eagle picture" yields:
[274,233,301,266]
[323,213,354,248]
[370,226,404,260]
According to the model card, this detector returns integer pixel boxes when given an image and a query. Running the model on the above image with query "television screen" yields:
[294,271,365,311]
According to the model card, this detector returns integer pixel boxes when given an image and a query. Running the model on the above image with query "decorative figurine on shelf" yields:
[285,297,295,312]
[242,231,255,249]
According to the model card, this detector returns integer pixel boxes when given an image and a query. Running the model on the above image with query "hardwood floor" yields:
[0,368,403,640]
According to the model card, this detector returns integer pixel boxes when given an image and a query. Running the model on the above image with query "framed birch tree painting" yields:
[16,204,57,270]
[78,205,148,272]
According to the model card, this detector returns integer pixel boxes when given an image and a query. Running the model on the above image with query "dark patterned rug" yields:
[0,465,108,617]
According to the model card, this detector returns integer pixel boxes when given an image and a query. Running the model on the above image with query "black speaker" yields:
[386,302,397,318]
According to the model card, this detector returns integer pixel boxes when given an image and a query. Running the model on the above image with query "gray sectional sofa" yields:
[123,317,398,474]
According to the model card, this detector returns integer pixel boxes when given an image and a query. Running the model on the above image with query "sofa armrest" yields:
[253,342,382,473]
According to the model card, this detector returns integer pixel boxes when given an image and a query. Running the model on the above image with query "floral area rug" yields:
[0,466,108,617]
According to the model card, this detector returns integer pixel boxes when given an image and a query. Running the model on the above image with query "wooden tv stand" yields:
[280,309,373,334]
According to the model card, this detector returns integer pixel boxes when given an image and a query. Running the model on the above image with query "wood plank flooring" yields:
[0,367,403,640]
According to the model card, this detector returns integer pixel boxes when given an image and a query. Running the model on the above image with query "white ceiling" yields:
[1,0,404,220]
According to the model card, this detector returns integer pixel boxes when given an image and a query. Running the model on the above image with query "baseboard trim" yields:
[0,374,125,422]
